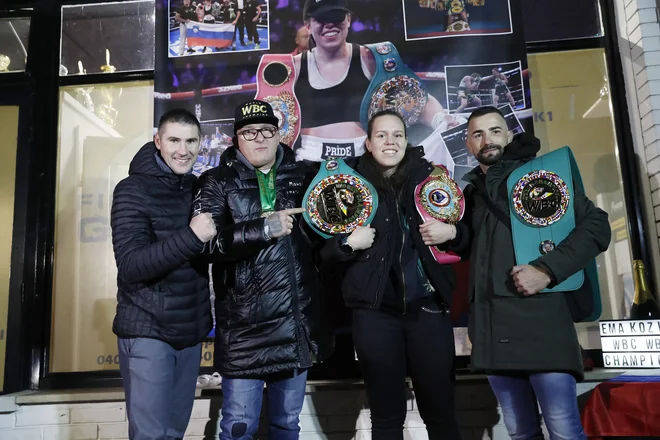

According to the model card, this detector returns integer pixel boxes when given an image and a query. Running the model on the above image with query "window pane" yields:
[0,106,19,391]
[522,0,603,43]
[60,1,155,77]
[0,18,30,74]
[51,81,154,372]
[527,48,632,349]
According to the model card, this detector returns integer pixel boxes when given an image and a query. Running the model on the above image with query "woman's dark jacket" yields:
[320,147,470,314]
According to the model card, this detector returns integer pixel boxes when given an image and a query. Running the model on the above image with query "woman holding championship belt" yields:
[319,110,468,440]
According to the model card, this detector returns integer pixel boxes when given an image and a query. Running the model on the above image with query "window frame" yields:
[0,0,651,391]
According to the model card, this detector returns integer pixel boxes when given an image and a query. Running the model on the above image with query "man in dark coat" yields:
[195,99,333,440]
[110,108,217,439]
[462,106,611,440]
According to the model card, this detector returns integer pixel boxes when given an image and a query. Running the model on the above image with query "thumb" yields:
[511,266,523,275]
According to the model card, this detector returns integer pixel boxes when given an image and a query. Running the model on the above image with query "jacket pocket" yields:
[492,265,522,298]
[129,285,164,324]
[490,294,572,366]
[343,257,384,306]
[233,261,255,304]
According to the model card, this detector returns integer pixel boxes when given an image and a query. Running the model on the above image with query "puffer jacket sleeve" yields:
[111,179,205,284]
[529,184,612,285]
[195,170,271,261]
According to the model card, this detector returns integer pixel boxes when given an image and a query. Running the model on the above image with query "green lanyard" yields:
[256,166,277,215]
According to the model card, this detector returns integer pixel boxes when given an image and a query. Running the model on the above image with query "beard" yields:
[476,144,504,166]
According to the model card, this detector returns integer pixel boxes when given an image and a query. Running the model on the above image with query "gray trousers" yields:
[118,337,202,440]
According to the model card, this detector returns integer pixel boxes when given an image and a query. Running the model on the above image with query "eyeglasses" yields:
[237,127,277,141]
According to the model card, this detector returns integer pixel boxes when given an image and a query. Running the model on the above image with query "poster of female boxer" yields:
[153,0,532,344]
[155,0,531,174]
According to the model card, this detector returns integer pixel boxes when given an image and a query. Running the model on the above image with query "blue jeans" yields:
[118,337,202,440]
[488,372,586,440]
[219,369,308,440]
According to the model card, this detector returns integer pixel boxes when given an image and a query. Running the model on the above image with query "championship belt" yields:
[414,165,465,264]
[446,19,471,32]
[302,158,378,239]
[359,42,428,131]
[507,146,601,310]
[444,0,470,31]
[255,54,301,148]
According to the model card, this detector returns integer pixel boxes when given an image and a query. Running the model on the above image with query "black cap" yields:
[233,99,279,134]
[303,0,350,20]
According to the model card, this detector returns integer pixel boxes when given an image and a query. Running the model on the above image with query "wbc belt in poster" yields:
[360,41,428,131]
[414,165,465,264]
[439,0,486,32]
[303,158,378,239]
[255,54,301,148]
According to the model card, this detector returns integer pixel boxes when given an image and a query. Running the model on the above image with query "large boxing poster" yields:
[154,0,533,351]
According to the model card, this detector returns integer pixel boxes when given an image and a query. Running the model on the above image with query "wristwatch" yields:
[339,236,354,254]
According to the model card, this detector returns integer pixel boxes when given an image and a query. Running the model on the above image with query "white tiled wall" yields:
[0,381,600,440]
[615,0,660,287]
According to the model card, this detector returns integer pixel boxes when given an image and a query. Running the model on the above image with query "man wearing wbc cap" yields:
[194,100,334,440]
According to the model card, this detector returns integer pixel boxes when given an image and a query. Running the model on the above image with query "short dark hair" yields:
[157,108,201,137]
[466,106,505,127]
[366,109,407,139]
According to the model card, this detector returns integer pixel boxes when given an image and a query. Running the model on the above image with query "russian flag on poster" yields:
[186,22,235,48]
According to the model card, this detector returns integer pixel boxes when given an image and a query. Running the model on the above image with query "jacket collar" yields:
[221,144,295,179]
[129,141,195,186]
[463,132,541,188]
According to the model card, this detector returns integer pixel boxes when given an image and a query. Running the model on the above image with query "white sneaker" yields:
[196,372,222,388]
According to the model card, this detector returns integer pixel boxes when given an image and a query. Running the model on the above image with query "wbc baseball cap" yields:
[303,0,350,20]
[233,99,280,134]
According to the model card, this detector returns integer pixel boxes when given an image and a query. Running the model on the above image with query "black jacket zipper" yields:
[394,195,407,315]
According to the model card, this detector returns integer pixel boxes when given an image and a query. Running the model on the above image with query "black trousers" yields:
[245,19,259,44]
[235,17,245,43]
[352,307,461,440]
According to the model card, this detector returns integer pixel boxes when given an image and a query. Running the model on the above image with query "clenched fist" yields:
[347,226,376,250]
[190,213,217,243]
[266,208,305,238]
[511,265,552,296]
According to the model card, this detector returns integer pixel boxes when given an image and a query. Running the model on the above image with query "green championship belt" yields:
[506,147,601,318]
[359,42,428,131]
[303,158,378,239]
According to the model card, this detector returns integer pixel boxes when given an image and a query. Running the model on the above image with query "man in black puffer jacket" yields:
[111,109,217,440]
[195,100,333,440]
